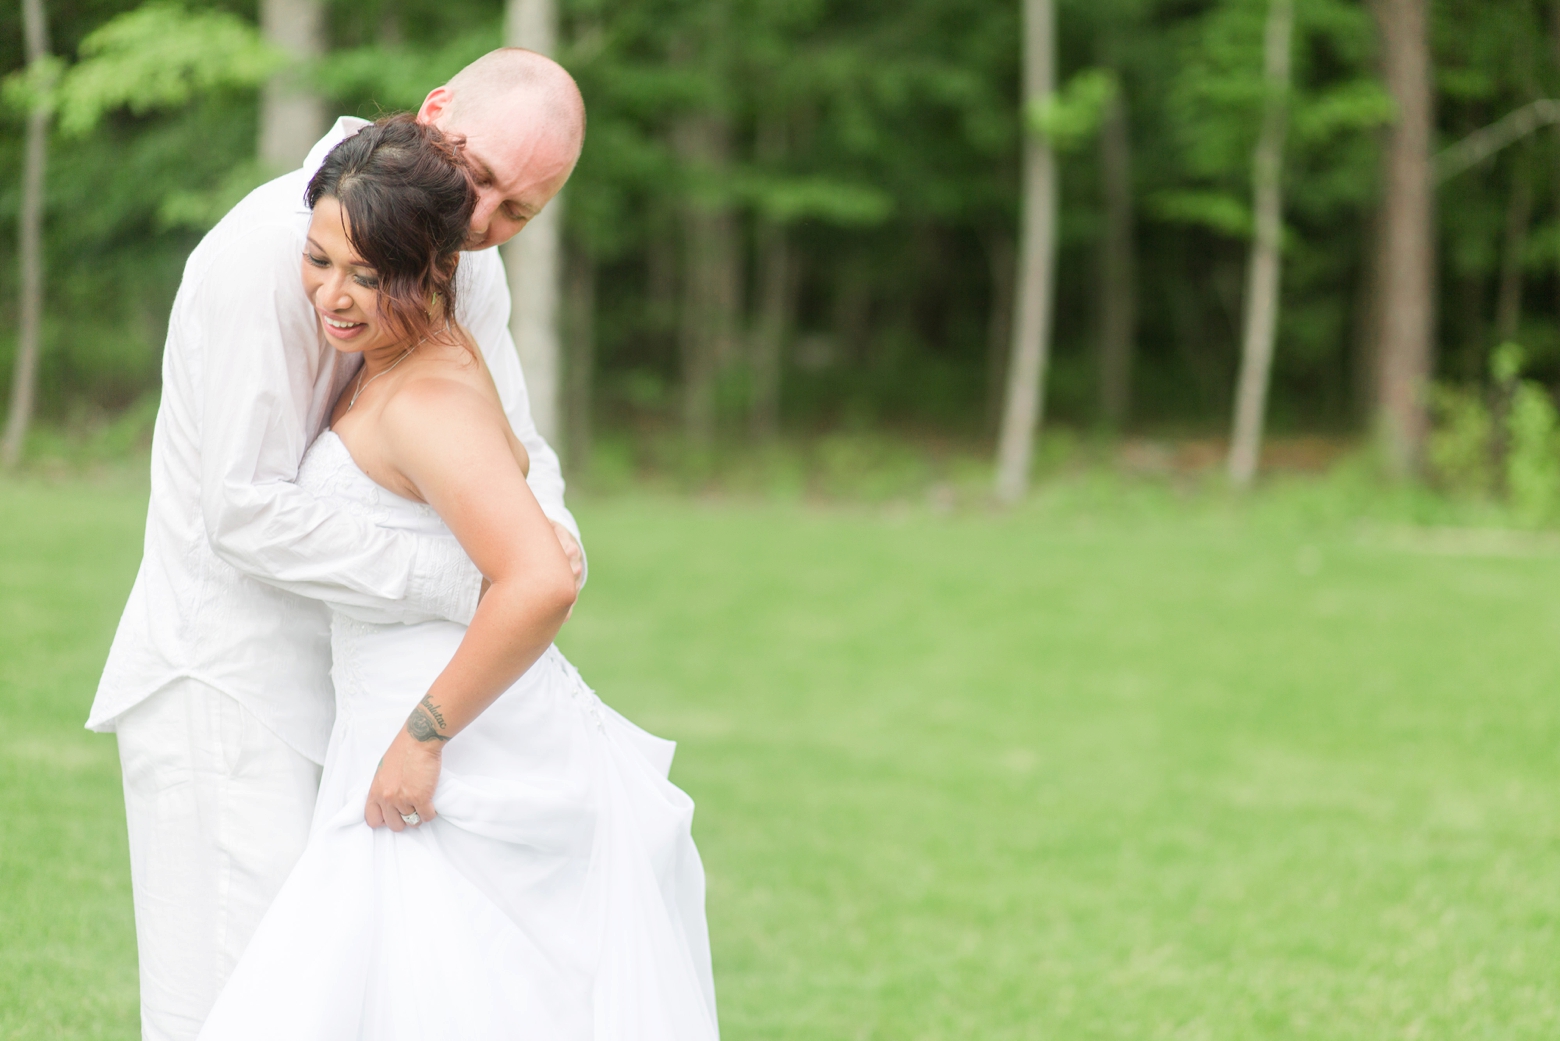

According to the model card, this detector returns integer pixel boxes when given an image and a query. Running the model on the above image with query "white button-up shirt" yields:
[89,118,581,764]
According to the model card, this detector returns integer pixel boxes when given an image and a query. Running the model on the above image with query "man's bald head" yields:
[443,49,586,151]
[416,49,586,250]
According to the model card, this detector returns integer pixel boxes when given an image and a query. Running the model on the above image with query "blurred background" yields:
[3,0,1560,499]
[4,1,1560,1039]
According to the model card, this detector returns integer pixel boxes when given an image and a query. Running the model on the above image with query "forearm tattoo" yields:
[407,695,451,742]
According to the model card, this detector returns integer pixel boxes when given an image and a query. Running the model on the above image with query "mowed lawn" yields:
[3,476,1560,1039]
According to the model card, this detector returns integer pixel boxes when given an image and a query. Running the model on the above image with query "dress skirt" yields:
[195,617,718,1041]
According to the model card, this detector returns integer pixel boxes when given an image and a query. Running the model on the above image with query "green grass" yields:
[3,474,1560,1039]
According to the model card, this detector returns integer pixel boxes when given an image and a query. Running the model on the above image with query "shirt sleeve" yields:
[193,222,483,625]
[457,247,587,580]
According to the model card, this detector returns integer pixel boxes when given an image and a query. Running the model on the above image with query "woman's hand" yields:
[364,704,447,830]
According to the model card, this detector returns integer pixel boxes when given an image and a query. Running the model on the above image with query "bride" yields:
[195,115,718,1041]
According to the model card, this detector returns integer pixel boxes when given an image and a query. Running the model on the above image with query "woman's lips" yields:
[319,311,367,340]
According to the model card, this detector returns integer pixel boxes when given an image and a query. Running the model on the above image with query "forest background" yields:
[0,0,1556,509]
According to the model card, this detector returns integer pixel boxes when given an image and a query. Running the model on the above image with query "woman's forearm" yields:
[404,573,576,745]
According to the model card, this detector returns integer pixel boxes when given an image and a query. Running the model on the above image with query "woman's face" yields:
[301,197,395,354]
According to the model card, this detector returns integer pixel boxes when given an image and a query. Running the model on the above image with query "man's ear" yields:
[418,87,454,126]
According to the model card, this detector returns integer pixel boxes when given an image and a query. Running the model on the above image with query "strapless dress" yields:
[196,431,718,1041]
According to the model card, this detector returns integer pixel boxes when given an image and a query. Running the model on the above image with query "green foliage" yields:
[49,3,281,136]
[7,0,1560,444]
[314,30,500,112]
[0,54,63,114]
[1429,342,1560,525]
[735,174,894,226]
[1428,383,1495,498]
[1026,66,1118,152]
[156,159,271,232]
[1507,381,1560,524]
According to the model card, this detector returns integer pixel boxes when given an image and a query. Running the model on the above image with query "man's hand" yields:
[551,522,584,620]
[478,524,581,608]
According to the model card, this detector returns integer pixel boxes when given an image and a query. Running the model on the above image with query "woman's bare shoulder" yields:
[382,364,504,435]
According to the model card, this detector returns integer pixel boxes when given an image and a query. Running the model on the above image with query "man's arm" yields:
[194,222,482,624]
[458,247,586,582]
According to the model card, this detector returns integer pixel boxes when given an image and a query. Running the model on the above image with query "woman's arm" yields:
[361,376,578,831]
[196,222,483,627]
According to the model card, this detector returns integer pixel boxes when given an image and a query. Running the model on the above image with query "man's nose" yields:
[470,193,499,236]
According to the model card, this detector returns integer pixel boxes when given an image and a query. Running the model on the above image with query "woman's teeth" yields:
[323,316,362,329]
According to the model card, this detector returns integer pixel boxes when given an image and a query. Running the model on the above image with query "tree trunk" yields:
[646,207,679,350]
[2,0,50,469]
[1227,0,1294,487]
[564,241,595,474]
[984,230,1016,433]
[1097,79,1136,430]
[1495,150,1533,345]
[258,0,327,170]
[994,0,1058,503]
[501,0,565,447]
[674,114,739,453]
[750,114,793,441]
[1354,144,1387,425]
[750,221,793,441]
[1372,0,1435,478]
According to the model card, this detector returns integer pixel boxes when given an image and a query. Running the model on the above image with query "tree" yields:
[1372,0,1434,477]
[995,0,1058,503]
[259,0,326,170]
[2,0,51,468]
[748,113,793,442]
[563,238,593,471]
[674,110,738,454]
[503,0,565,447]
[1097,74,1134,429]
[671,0,740,456]
[1227,0,1293,487]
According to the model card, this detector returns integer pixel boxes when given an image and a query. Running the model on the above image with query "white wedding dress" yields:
[197,431,718,1041]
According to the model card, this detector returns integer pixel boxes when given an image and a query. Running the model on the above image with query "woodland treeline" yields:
[0,0,1555,492]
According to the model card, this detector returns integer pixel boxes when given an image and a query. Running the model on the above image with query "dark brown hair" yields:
[305,114,476,345]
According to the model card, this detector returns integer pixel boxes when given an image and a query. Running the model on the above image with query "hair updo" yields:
[305,114,476,346]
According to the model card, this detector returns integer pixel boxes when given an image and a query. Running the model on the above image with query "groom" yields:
[89,50,587,1041]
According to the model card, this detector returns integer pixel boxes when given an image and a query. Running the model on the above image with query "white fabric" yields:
[89,117,582,766]
[196,432,718,1041]
[117,679,323,1041]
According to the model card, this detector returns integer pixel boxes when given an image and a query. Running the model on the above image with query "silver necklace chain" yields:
[347,338,424,412]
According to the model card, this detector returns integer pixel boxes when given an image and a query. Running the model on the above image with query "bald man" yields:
[90,50,587,1041]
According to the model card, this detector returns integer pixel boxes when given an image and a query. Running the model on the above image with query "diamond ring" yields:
[400,811,421,826]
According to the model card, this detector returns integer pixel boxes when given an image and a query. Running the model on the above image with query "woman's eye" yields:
[306,253,329,268]
[353,274,380,289]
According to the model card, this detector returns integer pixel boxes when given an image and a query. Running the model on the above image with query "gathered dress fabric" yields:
[196,431,718,1041]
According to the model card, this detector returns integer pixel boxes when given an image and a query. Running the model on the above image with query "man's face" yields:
[419,87,577,251]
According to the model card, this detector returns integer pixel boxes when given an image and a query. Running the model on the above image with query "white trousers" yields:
[116,679,322,1041]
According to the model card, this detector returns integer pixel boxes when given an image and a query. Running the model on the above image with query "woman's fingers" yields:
[363,731,444,829]
[364,792,438,830]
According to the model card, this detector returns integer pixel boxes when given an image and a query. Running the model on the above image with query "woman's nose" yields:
[319,275,353,310]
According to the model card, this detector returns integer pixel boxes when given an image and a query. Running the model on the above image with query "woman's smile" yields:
[318,310,368,340]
